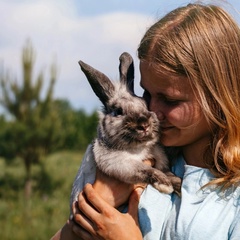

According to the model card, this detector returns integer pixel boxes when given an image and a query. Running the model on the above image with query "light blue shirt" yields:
[138,156,240,240]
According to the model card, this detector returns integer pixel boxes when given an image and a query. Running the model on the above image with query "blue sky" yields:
[1,0,240,113]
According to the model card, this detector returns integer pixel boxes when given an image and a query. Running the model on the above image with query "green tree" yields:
[0,40,62,198]
[78,110,98,149]
[52,99,98,150]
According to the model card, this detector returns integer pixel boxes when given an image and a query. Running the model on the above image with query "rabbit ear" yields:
[79,60,115,105]
[119,52,134,94]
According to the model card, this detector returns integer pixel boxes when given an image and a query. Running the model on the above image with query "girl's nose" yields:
[149,100,165,121]
[156,111,165,121]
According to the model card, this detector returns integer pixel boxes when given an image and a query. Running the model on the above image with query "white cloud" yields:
[0,0,154,112]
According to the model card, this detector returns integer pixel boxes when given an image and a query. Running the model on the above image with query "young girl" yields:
[51,3,240,239]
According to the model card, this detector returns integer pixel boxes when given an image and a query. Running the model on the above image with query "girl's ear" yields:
[79,60,115,106]
[119,52,135,94]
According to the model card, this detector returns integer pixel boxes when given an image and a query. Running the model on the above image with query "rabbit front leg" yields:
[153,144,182,195]
[164,171,182,196]
[141,167,174,194]
[94,149,174,194]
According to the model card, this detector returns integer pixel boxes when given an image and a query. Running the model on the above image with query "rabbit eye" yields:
[110,108,123,117]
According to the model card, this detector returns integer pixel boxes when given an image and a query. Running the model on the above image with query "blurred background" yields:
[0,0,239,239]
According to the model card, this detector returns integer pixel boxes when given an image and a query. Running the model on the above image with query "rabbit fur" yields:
[70,52,181,212]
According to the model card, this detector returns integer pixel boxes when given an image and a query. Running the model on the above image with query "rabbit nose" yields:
[137,115,148,123]
[137,122,149,131]
[137,116,149,130]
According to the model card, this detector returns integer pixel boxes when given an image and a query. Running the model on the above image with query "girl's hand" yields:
[70,159,154,239]
[71,184,144,240]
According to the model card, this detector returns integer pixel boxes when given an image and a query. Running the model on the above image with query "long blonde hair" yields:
[138,3,240,189]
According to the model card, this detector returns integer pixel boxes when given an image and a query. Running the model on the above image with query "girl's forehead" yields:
[140,61,191,92]
[140,61,184,79]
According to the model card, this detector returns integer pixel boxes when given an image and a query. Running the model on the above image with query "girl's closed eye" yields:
[162,98,181,106]
[157,94,181,107]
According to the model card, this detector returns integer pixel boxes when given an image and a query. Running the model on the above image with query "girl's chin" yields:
[160,135,181,147]
[160,128,178,145]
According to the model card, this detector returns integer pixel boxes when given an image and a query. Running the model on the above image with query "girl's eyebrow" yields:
[157,92,179,100]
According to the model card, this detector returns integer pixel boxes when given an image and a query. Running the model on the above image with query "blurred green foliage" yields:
[0,151,84,240]
[52,99,98,150]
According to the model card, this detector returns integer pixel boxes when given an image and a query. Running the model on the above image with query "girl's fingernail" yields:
[136,187,144,195]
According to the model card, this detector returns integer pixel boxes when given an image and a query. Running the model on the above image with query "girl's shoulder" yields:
[172,154,240,206]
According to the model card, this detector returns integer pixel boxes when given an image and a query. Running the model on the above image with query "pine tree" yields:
[0,40,62,198]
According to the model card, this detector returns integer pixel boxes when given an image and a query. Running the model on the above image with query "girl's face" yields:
[140,61,212,148]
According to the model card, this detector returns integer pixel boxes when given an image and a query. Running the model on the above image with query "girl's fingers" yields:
[76,187,101,223]
[69,220,94,240]
[72,201,96,234]
[127,187,144,223]
[79,183,115,216]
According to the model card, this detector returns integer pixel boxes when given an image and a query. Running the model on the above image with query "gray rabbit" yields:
[70,52,181,212]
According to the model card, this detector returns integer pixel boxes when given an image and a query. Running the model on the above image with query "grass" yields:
[0,151,84,240]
